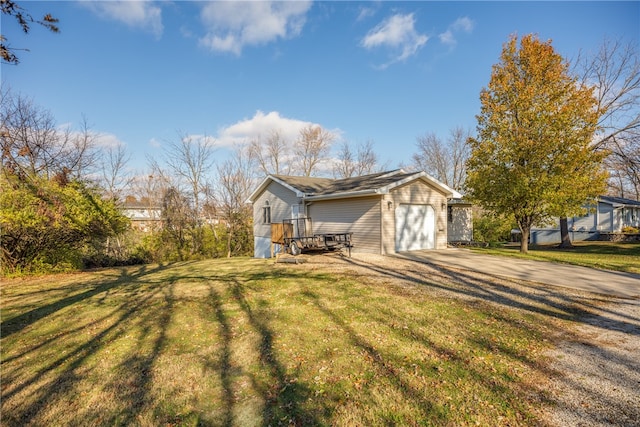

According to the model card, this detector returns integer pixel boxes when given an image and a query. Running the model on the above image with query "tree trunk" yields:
[520,225,530,253]
[558,216,574,248]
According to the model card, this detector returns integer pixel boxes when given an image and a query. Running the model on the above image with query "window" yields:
[263,201,271,224]
[447,205,453,222]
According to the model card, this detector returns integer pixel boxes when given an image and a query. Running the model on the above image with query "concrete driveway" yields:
[396,248,640,298]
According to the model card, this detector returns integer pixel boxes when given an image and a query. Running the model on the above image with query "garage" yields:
[395,204,435,251]
[248,170,454,257]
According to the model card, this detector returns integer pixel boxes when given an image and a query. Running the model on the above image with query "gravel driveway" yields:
[293,252,640,426]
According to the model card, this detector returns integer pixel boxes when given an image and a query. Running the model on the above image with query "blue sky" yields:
[3,1,639,174]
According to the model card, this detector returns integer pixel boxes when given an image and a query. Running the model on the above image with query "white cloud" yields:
[438,30,455,46]
[216,111,315,147]
[198,1,313,56]
[80,1,163,39]
[361,13,428,68]
[439,16,474,47]
[356,4,378,22]
[93,131,126,149]
[452,16,474,33]
[57,122,125,149]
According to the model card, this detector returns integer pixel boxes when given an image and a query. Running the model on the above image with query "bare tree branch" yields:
[101,144,132,203]
[413,126,470,190]
[293,125,334,177]
[1,0,59,65]
[333,141,355,178]
[248,129,291,176]
[333,139,383,178]
[163,131,216,216]
[574,38,640,198]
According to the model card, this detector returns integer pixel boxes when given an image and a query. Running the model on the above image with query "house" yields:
[530,195,640,244]
[121,202,162,232]
[247,170,462,258]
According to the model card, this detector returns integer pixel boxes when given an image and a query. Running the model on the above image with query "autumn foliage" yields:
[466,34,608,253]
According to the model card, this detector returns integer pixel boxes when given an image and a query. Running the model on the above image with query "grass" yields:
[471,241,640,274]
[1,257,581,426]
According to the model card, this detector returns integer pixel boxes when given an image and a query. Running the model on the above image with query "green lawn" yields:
[2,257,582,426]
[472,241,640,274]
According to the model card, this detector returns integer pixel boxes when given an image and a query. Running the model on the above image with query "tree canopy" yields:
[465,34,608,253]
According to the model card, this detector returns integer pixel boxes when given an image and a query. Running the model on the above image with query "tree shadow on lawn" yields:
[336,255,640,421]
[227,275,324,427]
[4,257,636,426]
[300,287,447,423]
[2,263,331,426]
[207,286,235,427]
[0,263,174,338]
[0,264,178,426]
[341,255,640,337]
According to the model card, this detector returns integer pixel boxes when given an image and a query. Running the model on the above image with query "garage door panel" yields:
[395,204,435,251]
[308,197,380,254]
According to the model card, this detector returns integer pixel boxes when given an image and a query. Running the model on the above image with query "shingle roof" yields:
[272,170,408,195]
[599,195,640,207]
[247,169,459,203]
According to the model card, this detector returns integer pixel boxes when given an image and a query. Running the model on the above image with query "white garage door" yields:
[395,204,435,251]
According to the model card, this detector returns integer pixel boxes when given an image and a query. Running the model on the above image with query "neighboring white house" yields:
[530,195,640,244]
[121,202,162,232]
[247,170,463,258]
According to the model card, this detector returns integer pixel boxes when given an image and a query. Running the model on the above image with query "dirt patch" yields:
[282,252,640,426]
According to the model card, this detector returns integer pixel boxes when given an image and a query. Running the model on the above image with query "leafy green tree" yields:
[0,91,129,274]
[472,211,515,244]
[465,34,608,253]
[0,172,129,274]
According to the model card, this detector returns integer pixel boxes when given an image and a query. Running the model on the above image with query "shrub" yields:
[1,173,129,276]
[622,226,639,234]
[473,213,515,243]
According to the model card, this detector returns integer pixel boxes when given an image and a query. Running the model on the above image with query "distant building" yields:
[530,196,640,244]
[121,202,162,232]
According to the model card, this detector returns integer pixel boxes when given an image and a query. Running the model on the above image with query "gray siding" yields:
[308,196,381,254]
[623,207,640,229]
[530,230,600,244]
[254,236,272,258]
[253,181,300,240]
[598,202,614,231]
[570,206,598,231]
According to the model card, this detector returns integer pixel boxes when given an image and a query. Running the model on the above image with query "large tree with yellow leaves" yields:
[466,34,608,253]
